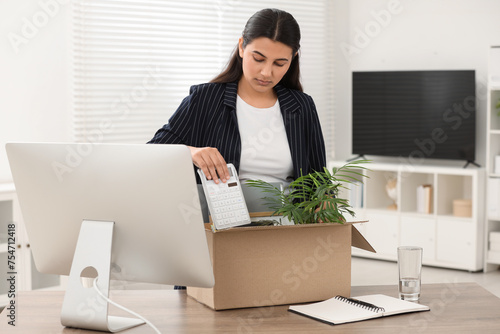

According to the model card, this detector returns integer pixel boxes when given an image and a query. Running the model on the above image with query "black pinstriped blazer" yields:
[148,82,326,180]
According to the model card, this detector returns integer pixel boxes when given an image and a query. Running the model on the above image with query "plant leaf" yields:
[245,161,370,224]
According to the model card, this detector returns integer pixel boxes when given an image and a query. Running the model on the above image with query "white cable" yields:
[93,277,162,334]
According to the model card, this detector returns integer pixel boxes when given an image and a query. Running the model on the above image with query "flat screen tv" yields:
[352,70,476,163]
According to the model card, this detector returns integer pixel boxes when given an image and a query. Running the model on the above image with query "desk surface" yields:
[1,283,500,333]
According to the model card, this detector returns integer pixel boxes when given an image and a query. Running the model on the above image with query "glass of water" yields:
[398,246,423,302]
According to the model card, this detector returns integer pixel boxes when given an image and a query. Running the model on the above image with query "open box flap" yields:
[351,224,376,253]
[206,218,375,247]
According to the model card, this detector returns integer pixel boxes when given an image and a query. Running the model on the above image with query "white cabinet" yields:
[331,162,484,271]
[400,216,436,262]
[364,212,399,258]
[437,218,477,268]
[0,184,62,306]
[485,45,500,272]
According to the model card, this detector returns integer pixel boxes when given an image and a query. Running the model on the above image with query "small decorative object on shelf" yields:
[453,199,472,218]
[416,184,433,214]
[385,178,397,210]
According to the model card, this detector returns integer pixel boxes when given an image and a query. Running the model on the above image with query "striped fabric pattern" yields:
[148,82,326,179]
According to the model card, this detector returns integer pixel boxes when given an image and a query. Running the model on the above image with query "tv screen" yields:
[352,70,476,162]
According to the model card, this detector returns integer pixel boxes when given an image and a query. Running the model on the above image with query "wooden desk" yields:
[1,283,500,333]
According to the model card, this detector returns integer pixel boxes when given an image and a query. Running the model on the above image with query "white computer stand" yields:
[60,220,145,332]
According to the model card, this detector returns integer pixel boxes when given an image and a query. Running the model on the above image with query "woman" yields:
[148,8,326,185]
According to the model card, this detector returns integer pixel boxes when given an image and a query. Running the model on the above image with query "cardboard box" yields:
[187,222,375,310]
[453,199,472,217]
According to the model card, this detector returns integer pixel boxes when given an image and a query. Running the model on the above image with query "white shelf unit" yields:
[330,161,485,271]
[0,184,62,306]
[485,46,500,272]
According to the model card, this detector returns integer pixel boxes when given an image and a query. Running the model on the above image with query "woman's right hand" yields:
[187,146,230,184]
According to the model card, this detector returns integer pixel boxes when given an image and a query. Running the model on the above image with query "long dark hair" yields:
[210,8,302,92]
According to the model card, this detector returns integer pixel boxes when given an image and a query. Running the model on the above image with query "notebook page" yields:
[289,297,382,324]
[354,294,430,316]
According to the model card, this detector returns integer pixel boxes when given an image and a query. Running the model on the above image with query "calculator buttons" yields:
[198,164,251,230]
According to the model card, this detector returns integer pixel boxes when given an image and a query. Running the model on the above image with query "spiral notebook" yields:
[288,294,430,325]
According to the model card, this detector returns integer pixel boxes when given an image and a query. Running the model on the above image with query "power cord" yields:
[93,277,161,334]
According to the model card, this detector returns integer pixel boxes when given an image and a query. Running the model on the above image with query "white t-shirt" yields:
[236,95,294,185]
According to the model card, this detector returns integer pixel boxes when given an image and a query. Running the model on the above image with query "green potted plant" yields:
[246,160,369,225]
[497,98,500,116]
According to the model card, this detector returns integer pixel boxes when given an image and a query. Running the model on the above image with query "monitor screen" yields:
[352,70,476,162]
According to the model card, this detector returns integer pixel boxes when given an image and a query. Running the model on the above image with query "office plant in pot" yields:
[246,160,369,225]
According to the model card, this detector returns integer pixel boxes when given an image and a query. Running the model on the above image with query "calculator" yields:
[197,164,251,230]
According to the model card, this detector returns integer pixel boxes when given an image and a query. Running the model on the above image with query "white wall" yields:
[333,0,500,166]
[2,0,500,183]
[0,0,72,182]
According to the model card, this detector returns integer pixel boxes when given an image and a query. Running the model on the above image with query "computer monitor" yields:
[6,143,215,332]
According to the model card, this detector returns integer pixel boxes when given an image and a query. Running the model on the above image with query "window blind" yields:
[72,0,334,157]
